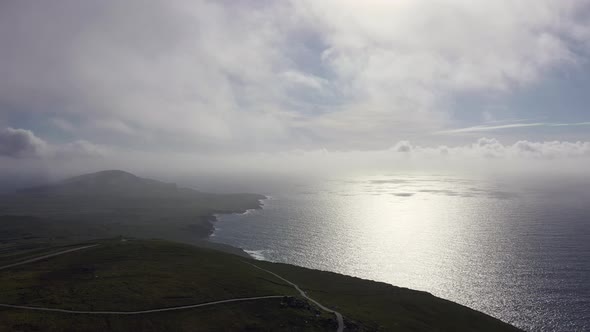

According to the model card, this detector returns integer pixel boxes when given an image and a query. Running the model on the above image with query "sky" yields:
[1,0,590,182]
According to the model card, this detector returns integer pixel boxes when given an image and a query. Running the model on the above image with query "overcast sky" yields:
[1,1,590,180]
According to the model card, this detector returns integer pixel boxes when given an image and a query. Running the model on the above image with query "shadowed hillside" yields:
[0,170,264,255]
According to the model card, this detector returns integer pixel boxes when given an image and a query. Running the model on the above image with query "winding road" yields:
[0,244,345,331]
[0,245,287,315]
[0,296,285,314]
[244,261,345,332]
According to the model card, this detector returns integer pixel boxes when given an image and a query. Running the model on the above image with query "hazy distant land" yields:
[0,170,265,256]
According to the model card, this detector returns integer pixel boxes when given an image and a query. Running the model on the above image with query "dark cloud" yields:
[0,127,47,158]
[392,193,414,197]
[393,141,413,153]
[0,127,106,159]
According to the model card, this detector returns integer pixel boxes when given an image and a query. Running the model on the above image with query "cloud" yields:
[510,140,590,158]
[1,127,589,183]
[472,137,506,158]
[437,122,590,134]
[393,141,413,153]
[0,128,107,159]
[54,140,108,159]
[1,1,589,151]
[0,128,47,158]
[403,138,590,160]
[281,70,327,90]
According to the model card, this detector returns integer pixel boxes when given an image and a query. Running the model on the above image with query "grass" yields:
[258,261,522,331]
[0,300,334,332]
[1,240,292,309]
[0,239,521,331]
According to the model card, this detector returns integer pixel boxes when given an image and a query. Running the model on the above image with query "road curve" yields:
[0,244,100,271]
[244,261,345,332]
[0,296,285,314]
[0,245,344,330]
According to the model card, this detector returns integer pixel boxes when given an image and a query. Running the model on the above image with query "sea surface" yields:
[211,173,590,331]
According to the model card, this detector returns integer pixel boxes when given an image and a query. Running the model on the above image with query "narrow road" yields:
[0,296,285,314]
[244,262,345,332]
[0,244,99,271]
[0,244,344,330]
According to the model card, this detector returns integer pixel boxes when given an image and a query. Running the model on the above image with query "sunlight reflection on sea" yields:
[212,174,590,331]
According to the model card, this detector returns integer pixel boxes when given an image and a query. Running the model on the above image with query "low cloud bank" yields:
[401,138,590,159]
[1,128,589,185]
[4,128,587,162]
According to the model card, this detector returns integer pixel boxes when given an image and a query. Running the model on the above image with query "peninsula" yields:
[0,171,522,331]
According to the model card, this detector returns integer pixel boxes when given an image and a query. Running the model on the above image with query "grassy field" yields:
[0,239,521,331]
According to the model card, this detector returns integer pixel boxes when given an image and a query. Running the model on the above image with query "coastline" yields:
[198,195,527,331]
[203,197,522,330]
[205,195,269,259]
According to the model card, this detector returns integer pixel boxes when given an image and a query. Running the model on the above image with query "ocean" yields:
[211,173,590,331]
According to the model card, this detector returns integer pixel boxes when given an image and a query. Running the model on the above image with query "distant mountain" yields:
[13,169,264,202]
[0,170,265,253]
[21,170,185,197]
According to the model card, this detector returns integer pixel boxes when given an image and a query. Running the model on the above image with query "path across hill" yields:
[244,261,345,332]
[0,296,285,314]
[0,243,345,331]
[0,244,99,271]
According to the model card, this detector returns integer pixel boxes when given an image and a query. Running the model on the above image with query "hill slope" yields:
[20,170,175,195]
[0,239,521,332]
[0,170,264,254]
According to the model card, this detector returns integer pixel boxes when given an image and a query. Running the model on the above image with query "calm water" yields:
[211,174,590,331]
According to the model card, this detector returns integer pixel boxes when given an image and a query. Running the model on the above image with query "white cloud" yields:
[401,138,590,160]
[281,70,327,90]
[466,137,506,158]
[297,0,589,137]
[510,140,590,159]
[0,1,589,152]
[1,127,589,181]
[437,122,590,134]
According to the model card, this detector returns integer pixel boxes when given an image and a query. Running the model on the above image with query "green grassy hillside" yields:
[0,239,522,332]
